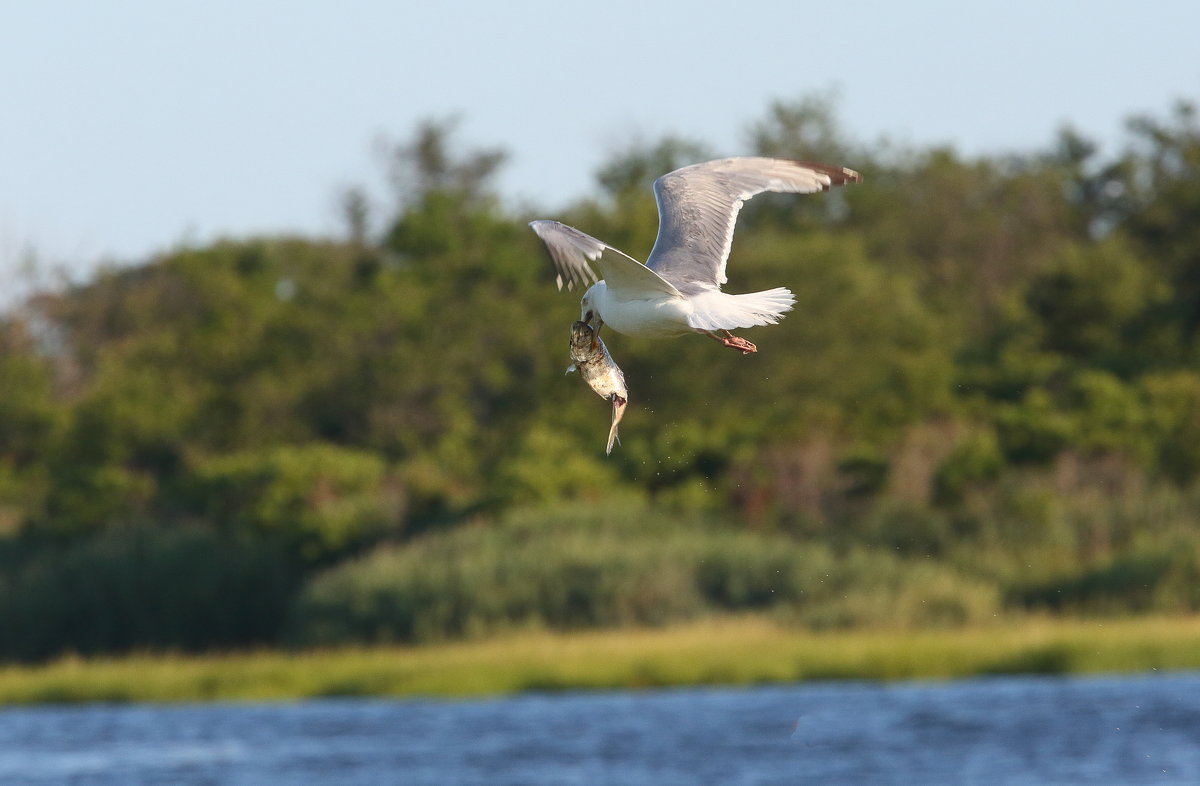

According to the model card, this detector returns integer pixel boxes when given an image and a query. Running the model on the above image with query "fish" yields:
[566,320,628,455]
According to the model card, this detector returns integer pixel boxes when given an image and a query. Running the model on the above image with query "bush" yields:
[0,527,295,661]
[287,503,1002,646]
[1012,539,1200,615]
[288,505,709,645]
[789,554,1000,630]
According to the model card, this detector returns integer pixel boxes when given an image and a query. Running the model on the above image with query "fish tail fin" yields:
[606,395,627,455]
[606,425,620,455]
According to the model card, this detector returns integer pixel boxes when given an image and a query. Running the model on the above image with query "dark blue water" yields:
[1,673,1198,785]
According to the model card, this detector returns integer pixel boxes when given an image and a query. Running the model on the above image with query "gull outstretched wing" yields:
[646,158,861,292]
[529,220,680,298]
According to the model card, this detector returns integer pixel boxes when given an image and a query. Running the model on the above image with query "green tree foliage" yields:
[1118,102,1200,338]
[184,444,400,565]
[1018,239,1170,371]
[0,317,58,531]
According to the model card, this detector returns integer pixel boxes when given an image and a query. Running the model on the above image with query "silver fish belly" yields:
[566,321,628,455]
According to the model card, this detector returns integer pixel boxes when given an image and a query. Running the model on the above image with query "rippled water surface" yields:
[1,672,1198,784]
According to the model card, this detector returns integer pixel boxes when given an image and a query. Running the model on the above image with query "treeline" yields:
[2,98,1200,660]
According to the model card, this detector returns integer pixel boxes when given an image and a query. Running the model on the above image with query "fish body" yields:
[567,320,628,454]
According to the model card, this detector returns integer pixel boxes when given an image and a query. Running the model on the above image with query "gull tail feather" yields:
[685,287,795,332]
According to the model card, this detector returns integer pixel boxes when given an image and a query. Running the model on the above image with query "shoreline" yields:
[2,614,1199,706]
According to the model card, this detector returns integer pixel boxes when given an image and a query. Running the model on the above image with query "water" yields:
[1,673,1198,785]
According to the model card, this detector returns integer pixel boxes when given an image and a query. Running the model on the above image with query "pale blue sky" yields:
[2,0,1198,290]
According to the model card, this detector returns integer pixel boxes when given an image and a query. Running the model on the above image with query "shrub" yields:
[287,503,1002,646]
[288,505,709,645]
[0,527,294,661]
[1012,539,1200,615]
[790,554,1000,630]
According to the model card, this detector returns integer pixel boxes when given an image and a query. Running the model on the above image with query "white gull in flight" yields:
[530,157,861,354]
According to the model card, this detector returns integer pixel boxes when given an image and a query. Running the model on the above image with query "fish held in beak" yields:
[567,320,629,454]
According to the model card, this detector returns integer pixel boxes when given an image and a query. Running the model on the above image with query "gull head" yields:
[580,281,606,334]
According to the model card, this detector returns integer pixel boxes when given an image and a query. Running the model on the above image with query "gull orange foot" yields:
[705,330,757,354]
[722,334,757,354]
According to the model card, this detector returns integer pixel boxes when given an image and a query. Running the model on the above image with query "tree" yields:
[1116,102,1200,339]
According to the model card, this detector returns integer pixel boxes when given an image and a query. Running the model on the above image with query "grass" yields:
[2,614,1200,705]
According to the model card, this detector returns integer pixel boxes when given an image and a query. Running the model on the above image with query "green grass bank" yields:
[3,614,1199,705]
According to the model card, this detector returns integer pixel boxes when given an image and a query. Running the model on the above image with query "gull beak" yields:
[589,315,603,350]
[583,310,602,349]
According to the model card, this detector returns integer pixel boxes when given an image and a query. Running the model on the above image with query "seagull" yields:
[530,157,861,354]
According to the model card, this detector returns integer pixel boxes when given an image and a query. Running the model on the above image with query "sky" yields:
[2,0,1198,294]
